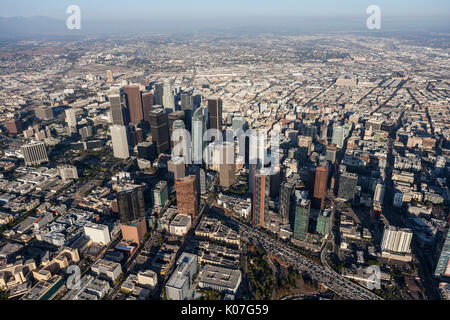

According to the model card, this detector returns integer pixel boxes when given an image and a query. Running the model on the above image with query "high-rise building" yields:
[332,126,345,149]
[137,142,157,161]
[181,91,194,111]
[116,185,146,224]
[121,218,147,245]
[149,108,169,155]
[298,135,313,152]
[168,111,185,141]
[34,106,54,121]
[248,131,267,193]
[269,166,281,198]
[337,171,358,201]
[232,116,247,133]
[123,85,144,125]
[168,156,186,180]
[192,107,206,164]
[301,124,317,141]
[165,253,198,300]
[381,226,413,254]
[208,98,223,132]
[162,79,175,112]
[141,92,153,124]
[175,175,198,217]
[293,199,310,240]
[109,94,127,126]
[325,144,337,163]
[312,163,328,209]
[279,180,295,225]
[320,124,329,140]
[110,125,130,159]
[252,168,271,227]
[5,119,22,135]
[199,168,207,195]
[316,209,333,235]
[154,82,164,106]
[219,142,236,188]
[65,108,78,128]
[21,141,49,165]
[153,181,168,207]
[434,228,450,279]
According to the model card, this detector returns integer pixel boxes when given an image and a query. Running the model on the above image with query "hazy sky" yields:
[1,0,449,20]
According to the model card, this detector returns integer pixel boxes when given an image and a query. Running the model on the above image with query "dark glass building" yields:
[116,185,146,223]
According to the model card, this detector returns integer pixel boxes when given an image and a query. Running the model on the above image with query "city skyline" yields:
[0,0,449,308]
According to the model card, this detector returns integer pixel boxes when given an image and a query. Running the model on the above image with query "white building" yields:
[381,225,413,254]
[374,183,385,204]
[137,270,158,288]
[169,214,192,236]
[91,259,122,282]
[165,253,198,300]
[110,125,130,159]
[84,222,111,245]
[58,165,78,180]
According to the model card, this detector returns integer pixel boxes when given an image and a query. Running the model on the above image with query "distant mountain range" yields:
[0,16,74,38]
[0,15,448,39]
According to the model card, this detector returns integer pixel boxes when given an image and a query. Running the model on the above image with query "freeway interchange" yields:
[225,215,383,300]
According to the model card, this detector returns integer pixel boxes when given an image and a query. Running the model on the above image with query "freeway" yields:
[226,215,383,300]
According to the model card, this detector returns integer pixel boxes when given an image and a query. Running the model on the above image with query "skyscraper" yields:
[116,185,146,223]
[154,82,164,106]
[219,142,236,188]
[153,181,169,207]
[337,171,358,201]
[21,141,49,165]
[332,126,345,149]
[172,120,190,162]
[208,98,223,132]
[279,180,295,225]
[65,108,78,128]
[316,209,333,235]
[192,107,206,164]
[162,79,175,112]
[149,108,169,155]
[293,199,310,240]
[175,175,198,217]
[137,142,157,161]
[325,144,337,163]
[123,85,144,125]
[141,91,154,124]
[252,168,271,227]
[109,94,127,126]
[110,125,130,159]
[312,163,328,209]
[168,156,186,180]
[168,111,185,141]
[181,91,194,111]
[298,135,313,154]
[434,228,450,279]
